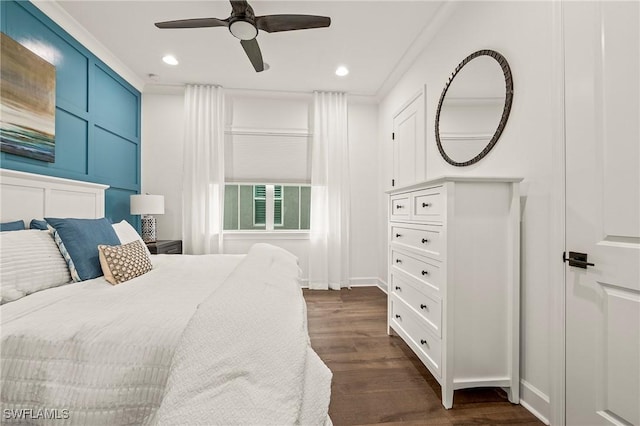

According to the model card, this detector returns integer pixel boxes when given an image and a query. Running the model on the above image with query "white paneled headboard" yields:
[0,169,109,224]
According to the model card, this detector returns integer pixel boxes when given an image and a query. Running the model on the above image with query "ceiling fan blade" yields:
[240,39,264,72]
[230,0,250,16]
[155,18,229,29]
[255,15,331,33]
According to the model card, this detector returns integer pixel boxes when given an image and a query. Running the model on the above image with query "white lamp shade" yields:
[130,194,165,215]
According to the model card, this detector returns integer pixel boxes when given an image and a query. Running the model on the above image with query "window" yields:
[224,183,310,231]
[224,96,312,233]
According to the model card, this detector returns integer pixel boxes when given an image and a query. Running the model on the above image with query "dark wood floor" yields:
[303,287,542,426]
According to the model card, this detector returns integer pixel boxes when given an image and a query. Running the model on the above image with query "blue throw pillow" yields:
[30,219,49,230]
[0,220,25,231]
[45,218,121,281]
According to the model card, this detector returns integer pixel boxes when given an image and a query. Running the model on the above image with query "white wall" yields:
[142,90,380,284]
[348,101,380,284]
[141,92,184,240]
[377,2,556,422]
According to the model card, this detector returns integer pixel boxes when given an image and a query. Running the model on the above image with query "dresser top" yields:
[386,176,524,194]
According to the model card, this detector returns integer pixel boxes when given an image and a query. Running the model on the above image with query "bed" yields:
[0,170,332,425]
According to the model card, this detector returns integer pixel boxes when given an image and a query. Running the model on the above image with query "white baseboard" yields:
[349,277,381,287]
[520,379,550,425]
[349,277,388,295]
[300,277,388,292]
[377,279,388,294]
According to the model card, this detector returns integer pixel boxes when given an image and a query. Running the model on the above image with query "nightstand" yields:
[146,240,182,255]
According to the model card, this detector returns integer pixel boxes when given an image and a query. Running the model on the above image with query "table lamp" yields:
[130,194,165,242]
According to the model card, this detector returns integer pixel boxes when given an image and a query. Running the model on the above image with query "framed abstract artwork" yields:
[0,33,56,162]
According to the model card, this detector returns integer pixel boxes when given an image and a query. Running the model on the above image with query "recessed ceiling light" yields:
[162,55,179,66]
[335,66,349,77]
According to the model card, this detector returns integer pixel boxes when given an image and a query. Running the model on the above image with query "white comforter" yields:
[0,244,331,425]
[155,244,332,425]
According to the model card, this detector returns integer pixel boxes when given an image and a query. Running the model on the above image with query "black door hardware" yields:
[563,251,595,269]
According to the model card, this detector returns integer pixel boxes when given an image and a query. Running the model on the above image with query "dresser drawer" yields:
[391,295,442,376]
[412,187,444,221]
[391,223,443,260]
[390,194,410,220]
[391,249,442,292]
[391,274,442,337]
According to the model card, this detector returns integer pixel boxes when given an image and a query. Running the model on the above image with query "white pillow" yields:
[0,230,72,304]
[112,220,151,257]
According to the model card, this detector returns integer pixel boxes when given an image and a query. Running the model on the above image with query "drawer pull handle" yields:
[395,314,401,319]
[422,202,431,208]
[421,270,429,276]
[396,259,402,264]
[420,304,428,310]
[420,339,429,347]
[395,233,402,238]
[395,286,401,291]
[396,205,404,209]
[421,238,429,244]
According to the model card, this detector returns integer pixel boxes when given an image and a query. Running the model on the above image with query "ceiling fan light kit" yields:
[154,0,331,73]
[229,20,258,40]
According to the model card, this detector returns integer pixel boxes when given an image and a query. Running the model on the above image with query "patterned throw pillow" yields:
[50,227,81,282]
[98,240,153,285]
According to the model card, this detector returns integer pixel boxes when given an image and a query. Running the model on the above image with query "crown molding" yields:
[376,1,458,101]
[30,0,145,92]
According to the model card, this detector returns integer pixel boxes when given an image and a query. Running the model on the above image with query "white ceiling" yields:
[56,1,444,96]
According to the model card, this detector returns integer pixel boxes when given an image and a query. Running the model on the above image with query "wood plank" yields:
[303,287,542,426]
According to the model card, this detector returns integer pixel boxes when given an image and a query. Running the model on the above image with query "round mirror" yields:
[435,50,513,166]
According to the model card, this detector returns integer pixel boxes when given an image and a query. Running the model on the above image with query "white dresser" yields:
[387,177,522,409]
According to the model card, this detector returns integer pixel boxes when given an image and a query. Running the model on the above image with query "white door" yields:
[392,89,425,188]
[564,1,640,425]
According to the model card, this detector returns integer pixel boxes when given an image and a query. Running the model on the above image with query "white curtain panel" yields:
[181,85,225,254]
[309,92,351,290]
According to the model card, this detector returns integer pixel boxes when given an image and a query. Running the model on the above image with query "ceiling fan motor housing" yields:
[229,2,258,40]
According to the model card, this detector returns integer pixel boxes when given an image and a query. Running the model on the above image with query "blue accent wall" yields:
[0,1,141,226]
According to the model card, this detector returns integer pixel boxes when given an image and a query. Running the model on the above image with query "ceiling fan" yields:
[154,0,331,72]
